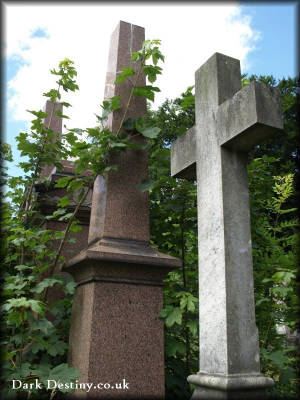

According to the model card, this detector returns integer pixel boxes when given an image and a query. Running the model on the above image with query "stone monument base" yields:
[188,372,274,400]
[63,238,181,398]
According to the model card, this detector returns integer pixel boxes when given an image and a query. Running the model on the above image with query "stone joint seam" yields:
[76,274,165,288]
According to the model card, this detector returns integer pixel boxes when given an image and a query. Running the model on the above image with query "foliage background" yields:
[1,45,299,399]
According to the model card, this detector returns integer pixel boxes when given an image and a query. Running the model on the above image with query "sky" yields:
[3,2,298,177]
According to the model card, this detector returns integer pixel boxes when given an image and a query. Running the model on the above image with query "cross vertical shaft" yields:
[171,52,283,398]
[195,54,260,376]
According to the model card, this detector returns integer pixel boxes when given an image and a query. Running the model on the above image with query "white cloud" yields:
[4,3,260,130]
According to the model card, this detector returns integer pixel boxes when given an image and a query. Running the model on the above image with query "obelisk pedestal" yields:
[64,21,180,399]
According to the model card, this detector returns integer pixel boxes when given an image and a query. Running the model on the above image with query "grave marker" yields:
[64,21,180,399]
[171,53,283,399]
[37,100,91,263]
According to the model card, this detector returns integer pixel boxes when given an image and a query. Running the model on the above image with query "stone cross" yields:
[171,53,283,399]
[64,21,180,399]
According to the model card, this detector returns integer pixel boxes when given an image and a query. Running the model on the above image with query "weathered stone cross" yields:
[171,53,283,399]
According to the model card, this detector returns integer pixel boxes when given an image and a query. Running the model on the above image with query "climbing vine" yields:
[1,39,164,399]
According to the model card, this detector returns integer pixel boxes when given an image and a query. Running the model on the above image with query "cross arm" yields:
[217,81,283,152]
[170,126,197,180]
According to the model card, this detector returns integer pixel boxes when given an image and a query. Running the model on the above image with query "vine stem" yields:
[115,60,144,137]
[45,55,143,293]
[46,185,92,282]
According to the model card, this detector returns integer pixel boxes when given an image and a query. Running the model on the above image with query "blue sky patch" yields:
[6,55,27,81]
[30,27,49,39]
[240,4,296,79]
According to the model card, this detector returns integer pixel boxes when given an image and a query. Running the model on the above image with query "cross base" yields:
[188,373,274,400]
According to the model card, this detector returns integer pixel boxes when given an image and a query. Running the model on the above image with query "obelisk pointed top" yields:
[104,20,146,132]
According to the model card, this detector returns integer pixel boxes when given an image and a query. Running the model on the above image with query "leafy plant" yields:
[2,39,165,399]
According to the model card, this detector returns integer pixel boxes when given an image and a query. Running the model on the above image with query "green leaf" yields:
[27,300,44,315]
[242,78,250,87]
[110,96,122,111]
[55,109,69,119]
[2,297,28,311]
[131,51,143,62]
[133,85,160,101]
[271,271,295,284]
[58,212,74,221]
[279,366,297,385]
[26,109,48,119]
[163,306,183,327]
[43,89,61,102]
[138,126,160,139]
[69,221,82,233]
[262,350,288,369]
[17,140,40,157]
[143,65,162,83]
[68,179,84,191]
[31,341,44,354]
[29,318,54,335]
[52,208,67,217]
[115,67,135,83]
[186,320,198,336]
[64,281,77,295]
[61,102,72,108]
[151,46,165,65]
[166,339,186,357]
[47,363,81,392]
[55,176,72,188]
[86,127,100,137]
[181,95,195,111]
[47,340,67,356]
[31,278,62,294]
[58,195,70,207]
[136,118,160,138]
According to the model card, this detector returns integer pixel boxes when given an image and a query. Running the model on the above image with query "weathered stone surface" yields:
[65,246,180,399]
[68,273,166,399]
[188,372,274,399]
[171,52,283,398]
[65,21,181,399]
[171,126,196,180]
[67,237,181,270]
[40,100,63,179]
[217,81,283,151]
